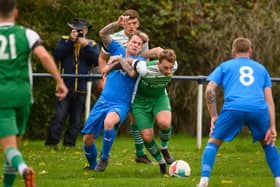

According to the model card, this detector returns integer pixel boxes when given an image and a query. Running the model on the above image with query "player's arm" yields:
[205,80,218,135]
[98,50,109,73]
[141,47,164,60]
[33,45,68,100]
[99,15,129,49]
[264,87,277,145]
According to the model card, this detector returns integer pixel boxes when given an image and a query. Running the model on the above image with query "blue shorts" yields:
[81,97,130,138]
[211,109,269,142]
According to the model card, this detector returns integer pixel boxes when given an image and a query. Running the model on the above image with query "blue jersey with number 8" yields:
[207,57,271,111]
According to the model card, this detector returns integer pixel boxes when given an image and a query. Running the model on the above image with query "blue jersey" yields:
[101,40,144,105]
[208,57,271,111]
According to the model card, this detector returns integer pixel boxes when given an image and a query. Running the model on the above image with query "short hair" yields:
[128,30,149,44]
[232,37,252,53]
[0,0,16,18]
[159,49,176,63]
[122,9,139,20]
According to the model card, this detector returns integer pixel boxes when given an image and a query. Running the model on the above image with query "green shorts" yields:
[0,104,31,138]
[132,94,171,130]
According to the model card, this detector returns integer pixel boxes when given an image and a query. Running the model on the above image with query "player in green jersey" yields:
[131,49,177,174]
[114,49,177,174]
[0,0,68,186]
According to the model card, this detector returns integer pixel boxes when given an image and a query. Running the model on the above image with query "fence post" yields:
[196,80,204,150]
[85,79,92,120]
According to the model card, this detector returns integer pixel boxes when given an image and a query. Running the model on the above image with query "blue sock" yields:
[263,144,280,177]
[84,144,97,169]
[101,129,115,159]
[201,142,219,177]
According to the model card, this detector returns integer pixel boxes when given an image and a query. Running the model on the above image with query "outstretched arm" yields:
[99,15,129,49]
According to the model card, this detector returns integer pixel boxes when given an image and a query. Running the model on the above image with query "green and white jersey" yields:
[0,23,40,107]
[101,29,149,54]
[132,60,177,101]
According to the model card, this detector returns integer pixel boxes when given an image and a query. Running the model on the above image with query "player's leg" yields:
[83,134,98,170]
[261,142,280,186]
[81,100,106,170]
[141,129,167,174]
[63,93,85,146]
[129,113,151,164]
[197,138,221,187]
[1,107,35,187]
[248,109,280,187]
[95,111,120,171]
[198,110,243,187]
[154,95,174,164]
[45,97,69,147]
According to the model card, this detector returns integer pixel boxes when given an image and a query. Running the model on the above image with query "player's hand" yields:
[264,127,277,146]
[117,15,129,27]
[56,82,68,100]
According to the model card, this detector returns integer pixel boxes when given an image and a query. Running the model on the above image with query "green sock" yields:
[5,147,25,174]
[3,161,16,187]
[159,127,172,148]
[144,140,162,161]
[130,124,145,157]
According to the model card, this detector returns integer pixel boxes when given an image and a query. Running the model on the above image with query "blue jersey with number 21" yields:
[207,57,272,111]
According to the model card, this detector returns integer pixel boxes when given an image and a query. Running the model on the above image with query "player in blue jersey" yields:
[81,15,148,171]
[197,37,280,187]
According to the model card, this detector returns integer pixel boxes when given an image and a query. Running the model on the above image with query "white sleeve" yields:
[26,28,41,50]
[132,59,147,76]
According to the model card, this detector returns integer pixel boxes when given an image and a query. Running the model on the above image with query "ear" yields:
[14,8,18,18]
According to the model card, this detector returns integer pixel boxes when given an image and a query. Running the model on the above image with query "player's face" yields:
[158,59,174,76]
[126,35,143,56]
[123,18,140,37]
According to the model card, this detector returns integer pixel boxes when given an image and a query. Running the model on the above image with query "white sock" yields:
[18,163,28,176]
[199,177,209,184]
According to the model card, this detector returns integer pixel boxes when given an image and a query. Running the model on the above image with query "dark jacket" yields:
[54,36,99,93]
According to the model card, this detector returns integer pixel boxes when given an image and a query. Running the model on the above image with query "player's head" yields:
[0,0,17,19]
[158,49,177,76]
[122,9,140,37]
[126,31,148,56]
[231,37,252,58]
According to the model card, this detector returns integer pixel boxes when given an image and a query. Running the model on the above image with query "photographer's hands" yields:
[70,29,89,47]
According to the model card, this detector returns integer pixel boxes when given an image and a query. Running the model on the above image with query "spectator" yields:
[45,18,99,148]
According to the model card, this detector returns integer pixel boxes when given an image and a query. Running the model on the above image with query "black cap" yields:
[67,18,92,30]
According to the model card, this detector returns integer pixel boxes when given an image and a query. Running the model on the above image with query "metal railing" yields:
[33,73,280,149]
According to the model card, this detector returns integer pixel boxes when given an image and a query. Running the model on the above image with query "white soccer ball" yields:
[169,160,191,177]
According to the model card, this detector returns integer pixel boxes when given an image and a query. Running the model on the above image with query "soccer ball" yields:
[169,160,191,177]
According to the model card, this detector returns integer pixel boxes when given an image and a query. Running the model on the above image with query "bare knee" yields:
[156,112,171,130]
[83,134,95,146]
[141,129,154,142]
[104,112,120,130]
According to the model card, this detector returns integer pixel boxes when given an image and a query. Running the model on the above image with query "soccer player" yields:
[130,49,177,174]
[81,15,148,171]
[0,0,68,187]
[197,37,280,187]
[98,9,151,164]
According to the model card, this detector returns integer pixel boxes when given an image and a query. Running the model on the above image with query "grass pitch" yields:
[3,134,277,187]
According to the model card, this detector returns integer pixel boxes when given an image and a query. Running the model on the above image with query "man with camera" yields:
[45,18,99,148]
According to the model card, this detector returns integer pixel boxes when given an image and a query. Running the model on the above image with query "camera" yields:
[77,30,84,38]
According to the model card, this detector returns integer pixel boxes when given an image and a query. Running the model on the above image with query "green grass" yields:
[3,134,277,187]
